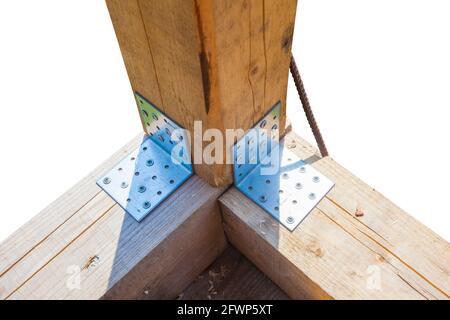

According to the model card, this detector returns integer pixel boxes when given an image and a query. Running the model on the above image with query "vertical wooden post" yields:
[106,0,298,187]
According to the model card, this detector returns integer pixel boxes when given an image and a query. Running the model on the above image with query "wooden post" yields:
[105,0,297,186]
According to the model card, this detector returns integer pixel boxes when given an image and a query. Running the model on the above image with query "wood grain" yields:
[220,131,450,300]
[178,246,288,300]
[105,0,297,186]
[0,135,228,300]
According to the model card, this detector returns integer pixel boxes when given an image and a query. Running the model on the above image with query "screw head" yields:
[295,183,302,190]
[146,159,154,167]
[282,173,289,179]
[259,195,267,203]
[299,167,306,173]
[138,186,146,193]
[287,143,296,149]
[103,177,111,185]
[143,201,151,209]
[313,176,320,183]
[121,182,128,189]
[286,216,295,224]
[308,193,316,200]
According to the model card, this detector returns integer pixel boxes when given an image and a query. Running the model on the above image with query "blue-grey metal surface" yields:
[97,93,193,222]
[233,102,334,231]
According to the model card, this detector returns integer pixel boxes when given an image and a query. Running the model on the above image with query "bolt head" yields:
[103,177,111,185]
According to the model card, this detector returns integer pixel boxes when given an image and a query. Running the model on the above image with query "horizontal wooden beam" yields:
[106,0,297,186]
[2,133,448,300]
[0,134,228,300]
[220,131,450,300]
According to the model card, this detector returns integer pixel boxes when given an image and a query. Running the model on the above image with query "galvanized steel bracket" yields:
[233,102,334,231]
[97,93,193,222]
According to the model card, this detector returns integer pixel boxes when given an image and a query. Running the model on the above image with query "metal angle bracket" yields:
[97,92,193,222]
[233,102,335,231]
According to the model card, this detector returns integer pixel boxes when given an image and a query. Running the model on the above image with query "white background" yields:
[0,0,448,242]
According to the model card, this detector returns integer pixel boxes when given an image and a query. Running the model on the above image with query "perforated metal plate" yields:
[233,102,334,231]
[97,93,193,222]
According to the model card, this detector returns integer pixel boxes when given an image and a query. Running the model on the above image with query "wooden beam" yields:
[105,0,297,186]
[0,134,228,300]
[219,131,450,300]
[178,246,288,300]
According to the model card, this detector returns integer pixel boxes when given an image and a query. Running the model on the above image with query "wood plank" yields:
[0,134,144,289]
[220,131,450,300]
[105,0,297,187]
[177,246,288,300]
[0,136,228,300]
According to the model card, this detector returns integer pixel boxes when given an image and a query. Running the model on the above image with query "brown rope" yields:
[289,55,329,157]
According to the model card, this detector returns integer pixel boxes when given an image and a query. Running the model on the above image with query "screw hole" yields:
[248,186,253,191]
[152,175,157,180]
[170,179,175,184]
